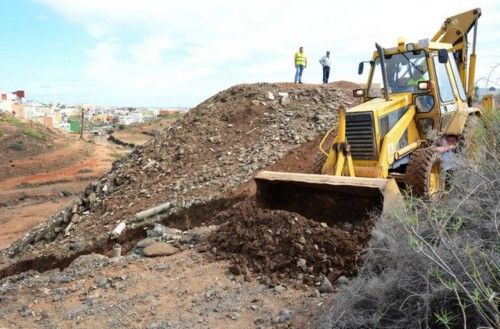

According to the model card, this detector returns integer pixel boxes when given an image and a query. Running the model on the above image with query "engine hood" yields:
[347,94,413,116]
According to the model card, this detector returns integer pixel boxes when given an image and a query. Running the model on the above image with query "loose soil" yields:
[0,81,375,329]
[206,200,373,287]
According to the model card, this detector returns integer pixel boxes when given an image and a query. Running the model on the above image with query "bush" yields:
[22,127,45,140]
[8,140,25,151]
[317,111,499,329]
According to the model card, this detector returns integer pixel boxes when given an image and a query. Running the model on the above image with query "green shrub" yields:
[8,140,25,151]
[0,128,4,137]
[22,127,45,140]
[317,111,499,329]
[0,114,23,128]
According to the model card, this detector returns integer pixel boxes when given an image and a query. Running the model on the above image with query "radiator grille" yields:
[346,113,376,160]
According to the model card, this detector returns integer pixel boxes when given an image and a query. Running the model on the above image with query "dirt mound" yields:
[0,82,358,280]
[207,201,373,287]
[0,113,58,163]
[330,80,361,90]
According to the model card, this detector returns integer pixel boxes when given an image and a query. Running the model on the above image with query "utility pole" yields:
[80,107,84,139]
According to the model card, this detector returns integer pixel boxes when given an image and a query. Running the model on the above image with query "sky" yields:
[0,0,498,107]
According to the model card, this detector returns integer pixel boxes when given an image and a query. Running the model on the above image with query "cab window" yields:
[432,55,455,103]
[448,52,467,101]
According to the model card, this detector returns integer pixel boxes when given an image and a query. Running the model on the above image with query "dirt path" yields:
[0,135,127,250]
[0,249,322,328]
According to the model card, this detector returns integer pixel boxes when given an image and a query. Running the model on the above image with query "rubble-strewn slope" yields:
[0,82,358,280]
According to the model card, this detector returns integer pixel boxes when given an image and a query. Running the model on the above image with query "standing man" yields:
[319,51,331,84]
[294,46,307,84]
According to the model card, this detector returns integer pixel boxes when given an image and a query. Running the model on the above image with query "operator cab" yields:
[356,39,471,139]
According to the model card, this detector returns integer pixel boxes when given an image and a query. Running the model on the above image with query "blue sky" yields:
[0,0,498,107]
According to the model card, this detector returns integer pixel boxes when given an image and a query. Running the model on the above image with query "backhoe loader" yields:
[255,8,485,225]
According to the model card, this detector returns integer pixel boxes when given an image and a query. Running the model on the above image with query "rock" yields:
[274,285,286,293]
[147,223,168,238]
[88,192,97,204]
[50,273,71,284]
[311,289,321,298]
[73,197,83,206]
[266,92,275,100]
[229,264,244,275]
[96,277,110,288]
[18,305,30,317]
[280,96,291,106]
[274,309,293,323]
[69,241,81,251]
[336,275,349,286]
[297,258,307,271]
[318,277,334,293]
[71,214,80,223]
[143,242,179,257]
[136,237,156,248]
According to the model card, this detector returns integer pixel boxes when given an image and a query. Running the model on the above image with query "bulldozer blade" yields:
[255,171,401,226]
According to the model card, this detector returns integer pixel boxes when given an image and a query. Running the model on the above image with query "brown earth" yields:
[0,81,371,329]
[111,116,181,146]
[206,200,373,287]
[0,134,128,249]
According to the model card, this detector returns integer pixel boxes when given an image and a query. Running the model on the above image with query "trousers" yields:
[295,65,304,83]
[322,66,330,83]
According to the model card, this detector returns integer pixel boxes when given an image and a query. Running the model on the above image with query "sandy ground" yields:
[0,249,321,328]
[0,135,128,249]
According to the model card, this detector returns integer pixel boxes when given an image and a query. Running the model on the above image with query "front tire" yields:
[406,147,444,199]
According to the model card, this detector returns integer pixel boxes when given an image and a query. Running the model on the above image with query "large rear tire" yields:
[458,114,478,151]
[406,147,444,199]
[313,153,326,174]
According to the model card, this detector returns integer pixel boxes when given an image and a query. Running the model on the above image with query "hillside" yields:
[0,114,131,249]
[0,113,58,165]
[0,82,363,328]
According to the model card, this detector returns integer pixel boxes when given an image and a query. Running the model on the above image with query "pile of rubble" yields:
[0,82,358,279]
[206,201,372,288]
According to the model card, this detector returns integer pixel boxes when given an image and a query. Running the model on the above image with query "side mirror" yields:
[353,89,365,97]
[417,80,432,91]
[358,62,364,75]
[438,49,448,63]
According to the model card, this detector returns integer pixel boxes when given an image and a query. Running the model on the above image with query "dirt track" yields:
[0,136,127,249]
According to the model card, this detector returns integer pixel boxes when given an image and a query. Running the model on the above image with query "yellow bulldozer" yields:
[255,8,488,225]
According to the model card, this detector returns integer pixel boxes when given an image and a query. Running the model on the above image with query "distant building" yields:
[0,90,25,117]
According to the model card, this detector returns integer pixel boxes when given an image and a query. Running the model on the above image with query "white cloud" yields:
[37,0,500,105]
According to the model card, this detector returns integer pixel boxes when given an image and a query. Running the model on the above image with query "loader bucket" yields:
[255,171,401,226]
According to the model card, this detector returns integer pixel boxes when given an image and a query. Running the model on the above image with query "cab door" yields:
[431,54,458,132]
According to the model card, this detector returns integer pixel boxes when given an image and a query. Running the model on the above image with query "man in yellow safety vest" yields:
[294,47,307,84]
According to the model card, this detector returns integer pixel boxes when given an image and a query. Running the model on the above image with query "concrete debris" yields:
[110,221,126,238]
